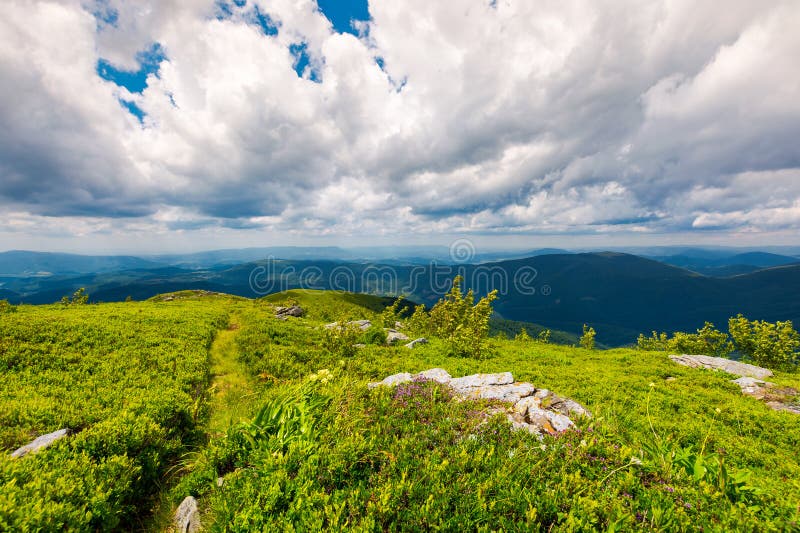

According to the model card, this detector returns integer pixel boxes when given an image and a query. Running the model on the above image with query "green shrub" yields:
[60,288,89,306]
[537,329,551,344]
[322,321,362,358]
[580,324,596,350]
[515,328,533,342]
[406,303,429,335]
[379,297,403,328]
[429,276,498,358]
[362,324,388,345]
[0,300,16,313]
[637,322,733,358]
[729,315,799,371]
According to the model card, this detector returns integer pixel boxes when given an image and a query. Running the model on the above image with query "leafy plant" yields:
[60,287,89,306]
[729,314,799,371]
[0,299,16,314]
[406,303,429,335]
[379,297,403,328]
[515,328,533,342]
[362,324,388,345]
[637,322,733,358]
[322,320,362,358]
[537,329,551,344]
[428,276,498,358]
[580,324,596,350]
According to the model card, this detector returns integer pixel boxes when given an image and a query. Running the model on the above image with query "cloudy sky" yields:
[1,0,799,253]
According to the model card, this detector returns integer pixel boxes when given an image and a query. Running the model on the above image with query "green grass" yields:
[2,289,800,531]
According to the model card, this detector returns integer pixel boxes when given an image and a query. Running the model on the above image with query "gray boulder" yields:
[525,407,575,435]
[275,305,304,318]
[11,428,70,458]
[174,496,201,533]
[669,354,773,379]
[386,329,410,344]
[405,338,428,349]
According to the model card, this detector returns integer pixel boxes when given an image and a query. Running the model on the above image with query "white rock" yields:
[450,372,514,389]
[11,429,70,458]
[368,372,413,389]
[386,330,410,344]
[415,368,452,384]
[174,496,201,533]
[526,407,575,434]
[669,354,773,379]
[405,338,428,349]
[457,382,535,403]
[549,397,592,419]
[513,396,542,416]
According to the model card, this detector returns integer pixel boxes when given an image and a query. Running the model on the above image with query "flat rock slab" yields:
[450,372,514,389]
[669,354,773,379]
[457,382,535,403]
[416,368,451,383]
[175,496,201,533]
[11,428,70,458]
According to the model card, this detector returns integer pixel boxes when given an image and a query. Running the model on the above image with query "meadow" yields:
[1,290,799,531]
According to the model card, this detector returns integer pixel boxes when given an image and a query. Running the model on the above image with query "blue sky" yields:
[1,0,799,253]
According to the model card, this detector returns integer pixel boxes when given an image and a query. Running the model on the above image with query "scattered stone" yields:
[669,354,773,379]
[765,401,800,415]
[731,376,775,399]
[10,429,70,458]
[370,369,590,437]
[450,372,514,389]
[665,377,677,382]
[415,368,451,384]
[394,321,404,329]
[405,338,428,349]
[386,329,410,344]
[174,496,201,533]
[354,343,367,348]
[275,305,304,319]
[549,396,592,418]
[526,407,575,435]
[216,477,225,487]
[325,320,372,331]
[368,372,413,389]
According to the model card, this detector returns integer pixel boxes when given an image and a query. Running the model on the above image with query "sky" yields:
[1,0,799,253]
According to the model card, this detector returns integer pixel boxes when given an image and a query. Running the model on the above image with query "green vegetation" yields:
[428,275,498,358]
[580,324,597,350]
[2,288,800,530]
[729,314,800,371]
[638,317,800,372]
[0,298,228,530]
[60,287,89,306]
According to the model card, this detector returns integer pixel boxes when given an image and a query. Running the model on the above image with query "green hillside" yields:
[1,290,799,531]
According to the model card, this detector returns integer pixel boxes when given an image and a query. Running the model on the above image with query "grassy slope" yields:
[193,290,800,530]
[3,290,800,530]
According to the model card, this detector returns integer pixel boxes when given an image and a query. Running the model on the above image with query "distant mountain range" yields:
[1,248,799,346]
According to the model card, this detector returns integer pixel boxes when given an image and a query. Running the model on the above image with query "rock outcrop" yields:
[275,305,304,319]
[10,428,70,458]
[386,329,410,344]
[369,369,590,437]
[174,496,201,533]
[324,319,372,331]
[669,354,773,379]
[671,355,799,415]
